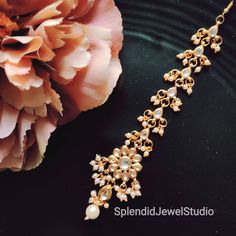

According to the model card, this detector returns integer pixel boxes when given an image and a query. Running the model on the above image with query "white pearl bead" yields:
[85,204,100,220]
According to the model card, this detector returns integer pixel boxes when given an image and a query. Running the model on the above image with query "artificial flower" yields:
[0,0,123,170]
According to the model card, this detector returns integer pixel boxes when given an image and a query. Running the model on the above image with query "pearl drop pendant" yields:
[84,204,100,220]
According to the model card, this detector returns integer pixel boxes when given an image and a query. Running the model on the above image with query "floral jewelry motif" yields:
[176,46,212,73]
[84,1,234,220]
[164,68,196,95]
[191,26,223,53]
[137,108,167,136]
[125,129,153,157]
[150,87,183,111]
[85,147,142,220]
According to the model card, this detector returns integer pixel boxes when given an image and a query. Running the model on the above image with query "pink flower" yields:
[0,0,123,170]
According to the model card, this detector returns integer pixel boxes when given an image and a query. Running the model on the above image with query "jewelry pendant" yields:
[84,1,234,220]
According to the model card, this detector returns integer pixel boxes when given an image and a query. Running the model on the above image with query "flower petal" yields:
[84,24,112,45]
[0,75,46,110]
[56,93,79,125]
[0,0,10,9]
[50,29,91,83]
[11,112,36,157]
[58,0,79,17]
[33,18,63,61]
[69,0,95,19]
[0,99,19,139]
[79,0,123,56]
[22,142,41,171]
[4,59,43,90]
[52,38,91,83]
[1,36,43,63]
[24,0,63,26]
[34,118,56,155]
[0,152,24,170]
[0,133,15,162]
[6,0,56,16]
[42,26,65,50]
[43,79,63,113]
[60,39,122,112]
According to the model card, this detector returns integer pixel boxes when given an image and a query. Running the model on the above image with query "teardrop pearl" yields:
[85,204,100,220]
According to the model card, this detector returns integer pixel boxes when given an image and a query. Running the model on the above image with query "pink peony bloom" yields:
[0,0,123,171]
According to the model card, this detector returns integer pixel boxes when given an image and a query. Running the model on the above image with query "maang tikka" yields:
[84,1,234,220]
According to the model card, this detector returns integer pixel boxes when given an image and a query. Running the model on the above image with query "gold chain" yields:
[84,1,234,220]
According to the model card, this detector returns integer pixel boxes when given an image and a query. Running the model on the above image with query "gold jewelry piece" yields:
[84,1,234,220]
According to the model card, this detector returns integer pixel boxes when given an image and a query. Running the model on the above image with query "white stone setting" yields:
[153,108,163,119]
[119,156,131,170]
[133,154,142,163]
[208,25,218,37]
[97,185,113,201]
[195,45,204,57]
[167,87,177,98]
[182,67,192,78]
[140,128,150,140]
